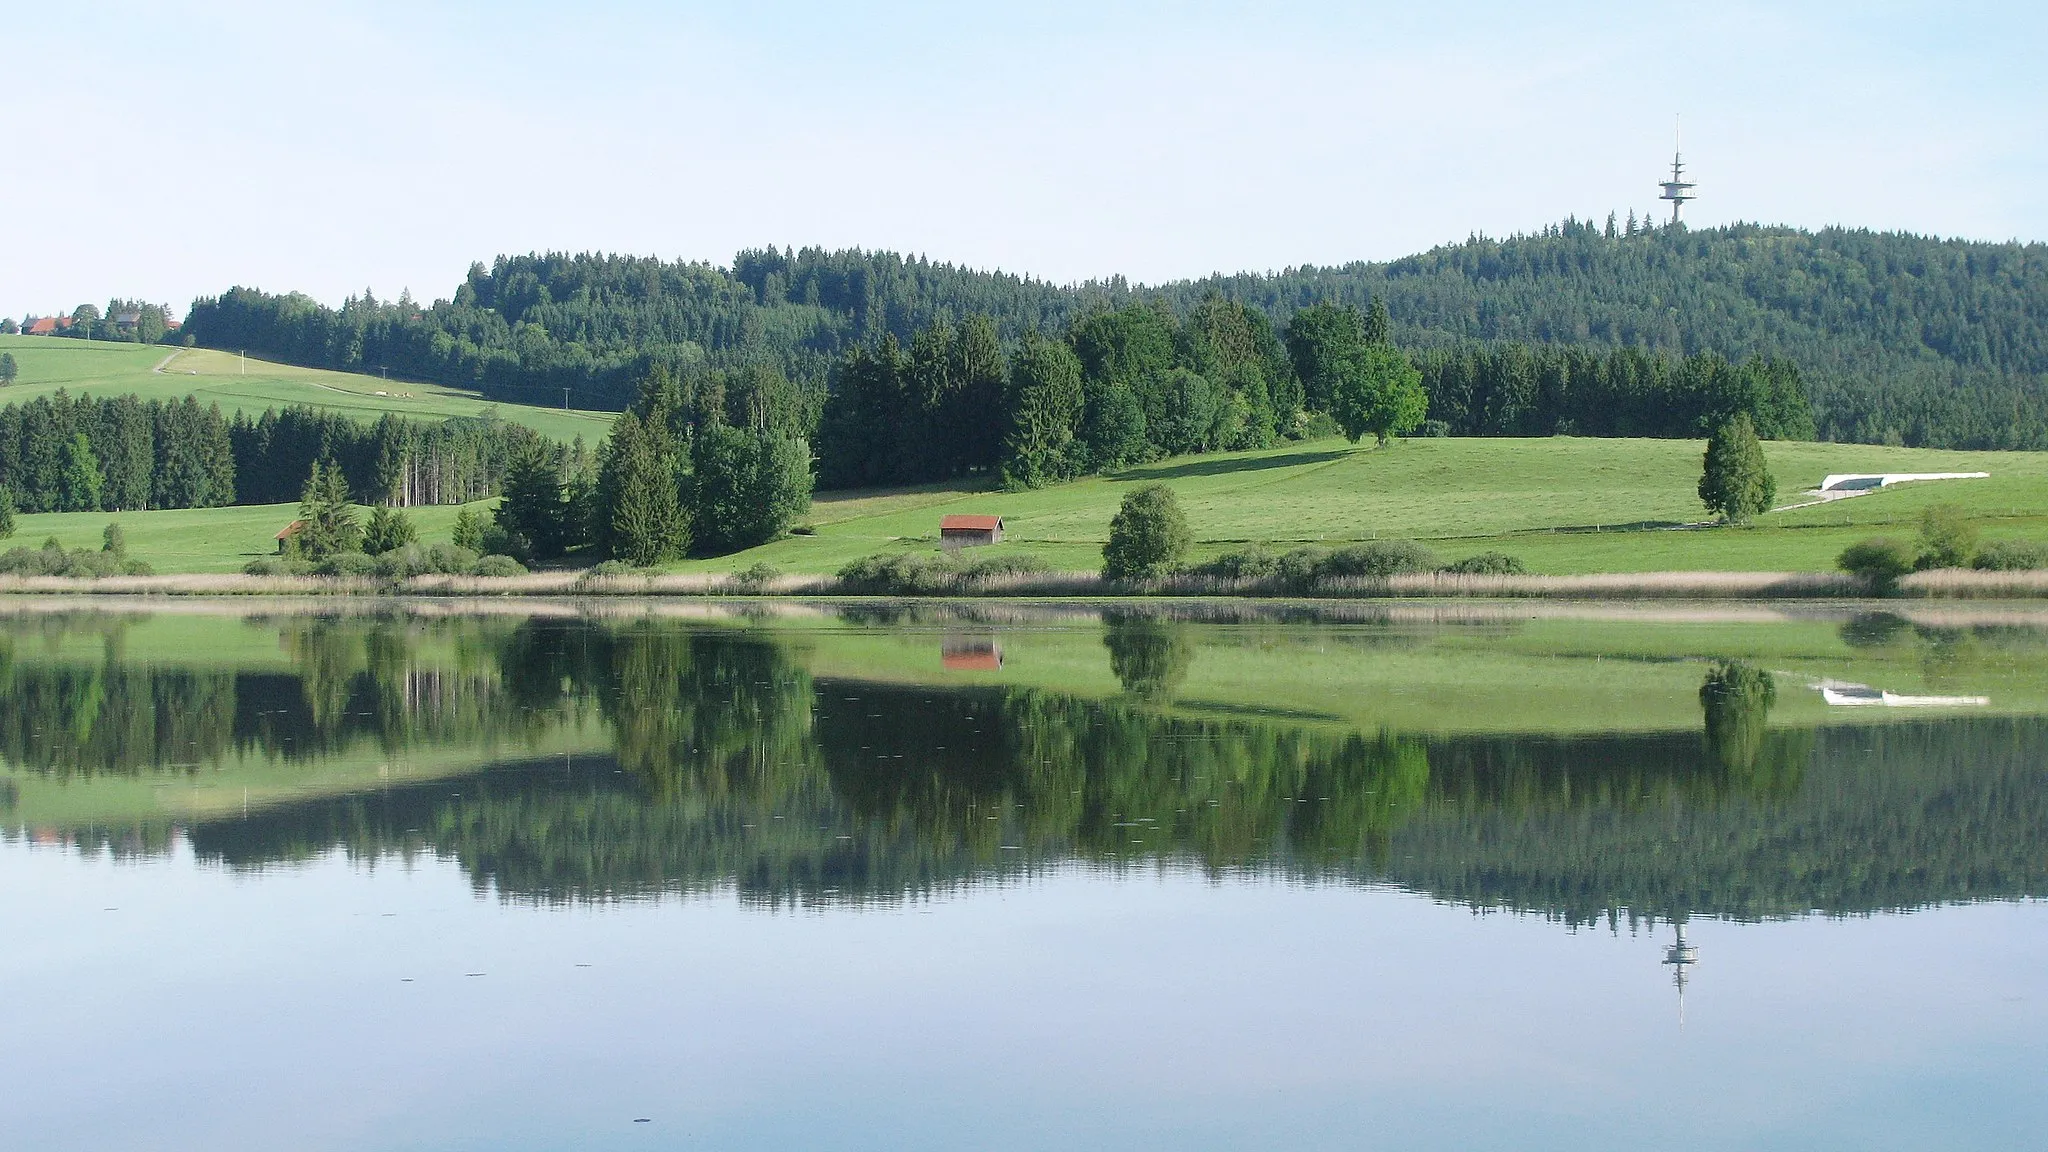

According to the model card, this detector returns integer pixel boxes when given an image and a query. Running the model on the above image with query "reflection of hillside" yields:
[174,685,2048,923]
[7,614,2048,925]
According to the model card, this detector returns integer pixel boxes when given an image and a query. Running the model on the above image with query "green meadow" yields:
[0,335,612,443]
[675,434,2048,577]
[5,432,2045,576]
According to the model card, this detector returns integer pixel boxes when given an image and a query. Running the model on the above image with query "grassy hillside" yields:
[0,335,612,442]
[12,500,492,573]
[680,435,2048,576]
[7,434,2044,578]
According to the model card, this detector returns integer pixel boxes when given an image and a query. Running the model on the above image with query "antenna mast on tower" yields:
[1659,117,1696,224]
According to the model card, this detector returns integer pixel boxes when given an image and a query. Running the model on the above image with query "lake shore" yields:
[3,566,2048,600]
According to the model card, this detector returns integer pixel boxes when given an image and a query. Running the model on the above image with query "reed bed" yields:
[5,566,2048,602]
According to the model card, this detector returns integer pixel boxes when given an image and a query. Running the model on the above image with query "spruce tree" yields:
[1698,412,1776,522]
[0,352,17,386]
[295,460,362,557]
[999,332,1084,490]
[595,409,689,565]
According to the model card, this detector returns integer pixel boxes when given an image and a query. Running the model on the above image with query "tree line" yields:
[814,299,1806,491]
[173,222,2048,449]
[0,392,545,514]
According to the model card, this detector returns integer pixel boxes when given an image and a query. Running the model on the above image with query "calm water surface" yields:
[3,601,2045,1150]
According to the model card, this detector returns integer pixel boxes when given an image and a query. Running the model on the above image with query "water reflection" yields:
[4,607,2047,928]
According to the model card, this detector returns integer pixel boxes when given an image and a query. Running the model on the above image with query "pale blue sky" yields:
[3,1,2042,318]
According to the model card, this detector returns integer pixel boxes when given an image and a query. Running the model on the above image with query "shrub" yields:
[836,552,955,595]
[313,552,377,577]
[1443,551,1528,576]
[0,539,144,578]
[101,522,126,559]
[1321,539,1441,579]
[1837,538,1918,593]
[1103,484,1191,581]
[1277,547,1330,591]
[1916,503,1978,569]
[1418,419,1452,438]
[243,557,312,577]
[1186,546,1280,581]
[731,562,782,592]
[471,554,528,578]
[584,559,637,579]
[1972,539,2048,571]
[956,552,1051,582]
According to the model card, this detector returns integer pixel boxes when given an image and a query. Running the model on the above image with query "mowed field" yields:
[11,500,494,572]
[0,335,612,443]
[670,435,2048,576]
[5,423,2047,578]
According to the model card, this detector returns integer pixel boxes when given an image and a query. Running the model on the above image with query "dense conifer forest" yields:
[178,220,2048,451]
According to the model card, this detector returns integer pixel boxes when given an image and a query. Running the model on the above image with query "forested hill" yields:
[182,220,2048,447]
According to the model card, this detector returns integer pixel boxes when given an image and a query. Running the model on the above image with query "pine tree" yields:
[0,353,17,386]
[295,460,362,557]
[595,409,689,565]
[1698,412,1776,522]
[1362,296,1392,346]
[999,332,1084,490]
[59,433,103,511]
[493,447,568,560]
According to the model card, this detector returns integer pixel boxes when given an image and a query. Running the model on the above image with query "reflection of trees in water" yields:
[1102,615,1195,702]
[9,613,2048,924]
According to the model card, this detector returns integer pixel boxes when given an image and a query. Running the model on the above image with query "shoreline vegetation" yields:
[8,565,2048,600]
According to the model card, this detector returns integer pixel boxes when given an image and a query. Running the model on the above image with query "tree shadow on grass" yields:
[1115,449,1353,482]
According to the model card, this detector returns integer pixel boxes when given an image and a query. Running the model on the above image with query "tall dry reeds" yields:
[4,564,2048,601]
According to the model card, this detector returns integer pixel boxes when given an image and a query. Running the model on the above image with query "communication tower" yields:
[1659,118,1696,224]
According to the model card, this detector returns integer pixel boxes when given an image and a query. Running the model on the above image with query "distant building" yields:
[275,520,307,554]
[21,317,66,336]
[939,514,1003,550]
[1820,472,1989,492]
[112,311,142,331]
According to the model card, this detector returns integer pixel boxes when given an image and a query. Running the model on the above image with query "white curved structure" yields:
[1819,472,1989,492]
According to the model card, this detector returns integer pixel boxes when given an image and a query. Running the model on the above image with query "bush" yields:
[1837,538,1918,593]
[1185,546,1280,581]
[243,557,313,577]
[584,559,638,579]
[1443,551,1528,576]
[837,552,956,596]
[1418,419,1452,438]
[1102,484,1191,581]
[313,552,377,577]
[956,552,1051,582]
[1972,539,2048,571]
[101,522,126,559]
[1320,539,1441,579]
[1916,503,1978,569]
[471,554,528,578]
[833,551,1050,595]
[1277,547,1330,590]
[731,562,782,592]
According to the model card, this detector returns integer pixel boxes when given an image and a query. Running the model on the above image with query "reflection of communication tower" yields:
[1662,920,1700,1024]
[1660,119,1697,224]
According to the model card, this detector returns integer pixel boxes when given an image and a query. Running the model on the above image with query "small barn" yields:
[275,519,307,554]
[939,514,1003,550]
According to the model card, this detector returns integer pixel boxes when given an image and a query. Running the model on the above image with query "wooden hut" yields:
[939,514,1003,550]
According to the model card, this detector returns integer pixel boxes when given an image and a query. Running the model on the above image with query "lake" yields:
[4,599,2045,1150]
